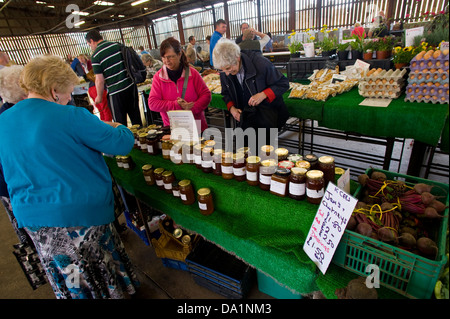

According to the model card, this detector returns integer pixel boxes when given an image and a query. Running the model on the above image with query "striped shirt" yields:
[91,41,133,95]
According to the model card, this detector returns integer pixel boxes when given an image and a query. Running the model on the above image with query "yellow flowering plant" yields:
[303,28,316,43]
[392,42,434,64]
[288,31,303,54]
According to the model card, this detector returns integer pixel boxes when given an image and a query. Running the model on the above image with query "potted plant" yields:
[392,45,421,69]
[319,36,337,57]
[302,28,316,57]
[337,42,350,60]
[349,34,364,60]
[375,35,394,59]
[288,31,303,58]
[362,40,374,60]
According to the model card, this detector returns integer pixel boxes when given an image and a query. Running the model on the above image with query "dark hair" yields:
[188,36,195,42]
[215,19,226,28]
[160,37,189,68]
[206,35,211,41]
[85,30,103,42]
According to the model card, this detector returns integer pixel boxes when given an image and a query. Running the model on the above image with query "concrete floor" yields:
[0,203,273,300]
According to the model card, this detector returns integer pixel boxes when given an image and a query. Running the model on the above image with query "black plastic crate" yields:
[186,239,254,298]
[287,57,327,81]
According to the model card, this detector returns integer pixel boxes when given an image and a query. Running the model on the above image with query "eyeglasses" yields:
[162,55,178,60]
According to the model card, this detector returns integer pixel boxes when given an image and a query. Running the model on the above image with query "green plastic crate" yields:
[257,270,302,299]
[333,168,449,299]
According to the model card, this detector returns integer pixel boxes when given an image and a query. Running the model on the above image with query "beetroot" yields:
[398,232,416,249]
[358,174,370,186]
[346,216,357,230]
[422,206,444,219]
[421,192,437,205]
[428,199,447,213]
[400,226,417,238]
[370,171,387,181]
[413,183,434,194]
[356,223,373,237]
[416,237,438,258]
[377,227,398,243]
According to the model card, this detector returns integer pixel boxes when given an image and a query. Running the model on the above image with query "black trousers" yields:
[108,84,142,126]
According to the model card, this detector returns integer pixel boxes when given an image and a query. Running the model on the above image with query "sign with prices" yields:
[303,182,358,274]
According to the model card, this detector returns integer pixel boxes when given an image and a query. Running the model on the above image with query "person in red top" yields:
[351,22,366,39]
[148,37,211,132]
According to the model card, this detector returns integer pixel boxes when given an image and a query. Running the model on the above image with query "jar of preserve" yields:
[318,155,335,187]
[212,149,223,176]
[233,153,246,181]
[146,133,159,155]
[278,160,295,170]
[182,141,195,164]
[122,155,135,171]
[170,141,183,165]
[139,133,148,153]
[197,188,214,216]
[201,146,214,173]
[142,164,155,185]
[304,154,319,170]
[289,167,307,200]
[161,135,172,160]
[204,139,216,148]
[275,148,289,162]
[179,179,195,205]
[270,168,290,197]
[116,155,124,169]
[154,167,165,190]
[260,145,274,158]
[130,129,139,149]
[335,167,345,180]
[221,152,234,180]
[246,156,261,186]
[259,159,277,191]
[172,180,180,197]
[306,170,325,204]
[287,154,303,164]
[162,170,175,193]
[237,147,251,158]
[193,143,204,169]
[156,130,164,150]
[295,160,311,170]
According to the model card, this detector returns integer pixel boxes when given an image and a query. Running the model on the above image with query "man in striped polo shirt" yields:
[86,30,142,126]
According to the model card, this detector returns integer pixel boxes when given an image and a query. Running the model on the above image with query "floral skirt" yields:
[25,223,140,299]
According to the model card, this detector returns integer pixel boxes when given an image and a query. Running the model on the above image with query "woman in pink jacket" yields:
[148,37,211,132]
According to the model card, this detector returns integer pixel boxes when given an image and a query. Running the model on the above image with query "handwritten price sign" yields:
[303,182,357,274]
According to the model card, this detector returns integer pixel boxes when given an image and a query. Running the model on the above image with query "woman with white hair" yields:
[213,38,289,139]
[0,65,29,244]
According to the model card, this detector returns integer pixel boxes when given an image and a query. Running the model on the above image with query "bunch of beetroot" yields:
[348,170,448,260]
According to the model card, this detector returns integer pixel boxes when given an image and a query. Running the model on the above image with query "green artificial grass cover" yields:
[105,149,406,299]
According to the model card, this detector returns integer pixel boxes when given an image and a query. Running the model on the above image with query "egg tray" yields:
[359,89,402,99]
[404,94,449,104]
[404,85,449,104]
[407,71,449,85]
[359,80,405,91]
[361,69,407,82]
[409,53,449,72]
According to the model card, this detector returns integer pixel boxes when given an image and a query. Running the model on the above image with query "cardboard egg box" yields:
[405,84,449,104]
[409,53,449,73]
[361,68,407,82]
[358,69,406,99]
[407,71,449,85]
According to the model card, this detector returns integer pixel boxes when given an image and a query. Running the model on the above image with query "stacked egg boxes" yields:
[358,68,407,99]
[405,49,449,104]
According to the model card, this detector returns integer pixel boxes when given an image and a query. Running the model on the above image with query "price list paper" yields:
[303,182,358,274]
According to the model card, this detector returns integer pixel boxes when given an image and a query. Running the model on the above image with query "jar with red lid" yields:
[278,160,294,170]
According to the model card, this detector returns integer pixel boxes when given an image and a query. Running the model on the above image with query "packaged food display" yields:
[405,49,449,104]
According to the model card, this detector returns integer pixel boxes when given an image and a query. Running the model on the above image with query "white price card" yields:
[337,168,351,194]
[303,182,358,274]
[168,110,200,143]
[405,27,424,47]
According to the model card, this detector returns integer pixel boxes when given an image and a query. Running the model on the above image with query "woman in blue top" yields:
[0,55,139,299]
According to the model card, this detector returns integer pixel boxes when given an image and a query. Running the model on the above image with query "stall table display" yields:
[104,149,406,299]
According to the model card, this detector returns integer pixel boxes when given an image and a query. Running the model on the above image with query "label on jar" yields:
[270,180,287,195]
[156,179,164,186]
[259,174,272,185]
[164,183,173,190]
[202,160,213,168]
[289,182,305,196]
[233,166,246,176]
[140,143,146,150]
[147,145,153,153]
[212,162,216,170]
[123,163,130,169]
[173,154,182,161]
[222,165,233,174]
[162,149,170,157]
[180,193,187,201]
[194,155,202,165]
[199,202,207,210]
[117,162,124,168]
[186,153,194,161]
[246,171,258,181]
[144,176,152,182]
[137,140,141,147]
[307,187,324,198]
[173,190,180,197]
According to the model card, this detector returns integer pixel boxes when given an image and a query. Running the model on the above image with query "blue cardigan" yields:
[0,98,135,228]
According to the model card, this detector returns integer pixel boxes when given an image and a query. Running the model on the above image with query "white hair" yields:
[212,38,241,70]
[0,65,26,104]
